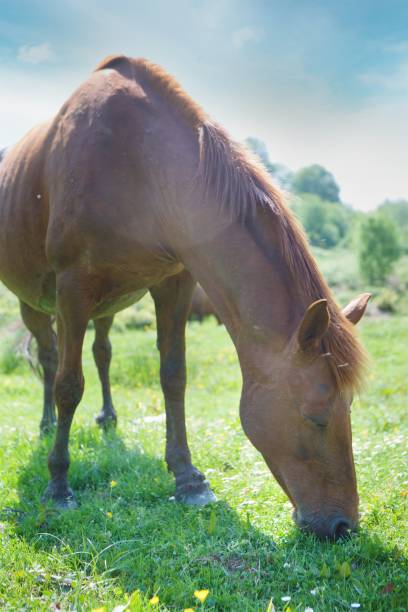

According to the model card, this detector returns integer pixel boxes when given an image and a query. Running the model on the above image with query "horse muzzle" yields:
[293,508,357,541]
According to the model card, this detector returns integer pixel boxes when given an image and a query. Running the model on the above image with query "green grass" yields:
[0,312,407,611]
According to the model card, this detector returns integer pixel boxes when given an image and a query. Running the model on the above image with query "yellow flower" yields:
[184,609,195,612]
[110,480,118,488]
[106,511,113,518]
[194,590,209,603]
[91,608,106,612]
[149,595,159,605]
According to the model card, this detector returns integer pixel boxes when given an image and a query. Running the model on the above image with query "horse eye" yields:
[304,413,328,428]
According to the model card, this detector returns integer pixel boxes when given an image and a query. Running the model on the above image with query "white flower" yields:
[281,596,291,602]
[310,589,318,596]
[305,608,314,612]
[350,605,361,609]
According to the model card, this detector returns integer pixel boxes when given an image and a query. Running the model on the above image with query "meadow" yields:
[0,257,407,611]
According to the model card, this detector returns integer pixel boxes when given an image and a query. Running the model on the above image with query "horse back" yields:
[44,68,197,279]
[0,63,199,314]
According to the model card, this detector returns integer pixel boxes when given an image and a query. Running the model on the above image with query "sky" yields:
[0,0,407,210]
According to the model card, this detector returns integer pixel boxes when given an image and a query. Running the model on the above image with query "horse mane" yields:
[94,55,366,391]
[200,122,366,392]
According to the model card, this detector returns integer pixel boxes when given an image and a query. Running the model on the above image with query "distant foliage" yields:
[292,164,340,202]
[375,288,399,313]
[359,215,401,284]
[378,199,408,253]
[245,137,270,166]
[245,137,293,189]
[292,194,352,248]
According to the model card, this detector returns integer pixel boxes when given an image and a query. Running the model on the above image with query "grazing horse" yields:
[0,146,116,432]
[0,55,370,539]
[189,284,221,324]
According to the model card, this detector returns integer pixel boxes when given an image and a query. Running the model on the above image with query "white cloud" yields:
[232,26,262,49]
[17,42,54,65]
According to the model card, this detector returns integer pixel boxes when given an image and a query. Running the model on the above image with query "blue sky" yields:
[1,0,407,210]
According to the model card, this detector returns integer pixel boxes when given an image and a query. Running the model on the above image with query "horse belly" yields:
[91,288,148,319]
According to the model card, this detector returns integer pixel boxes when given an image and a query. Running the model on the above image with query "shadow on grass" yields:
[5,428,408,610]
[10,429,280,603]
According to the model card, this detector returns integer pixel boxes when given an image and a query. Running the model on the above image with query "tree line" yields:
[246,137,407,285]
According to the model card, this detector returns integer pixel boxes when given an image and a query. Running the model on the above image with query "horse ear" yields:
[342,293,371,325]
[297,299,330,352]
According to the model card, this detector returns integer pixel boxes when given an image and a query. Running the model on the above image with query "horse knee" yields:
[54,371,84,414]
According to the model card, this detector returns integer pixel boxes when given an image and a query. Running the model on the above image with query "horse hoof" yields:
[95,411,117,430]
[176,481,217,506]
[39,420,57,436]
[42,484,77,510]
[53,496,78,511]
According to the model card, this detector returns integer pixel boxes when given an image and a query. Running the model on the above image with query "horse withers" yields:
[0,55,370,539]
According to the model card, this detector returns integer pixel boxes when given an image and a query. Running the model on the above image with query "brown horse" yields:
[189,284,221,323]
[0,55,370,539]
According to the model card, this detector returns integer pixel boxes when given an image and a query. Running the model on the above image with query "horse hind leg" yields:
[43,269,93,509]
[150,270,216,506]
[19,301,58,434]
[93,316,117,429]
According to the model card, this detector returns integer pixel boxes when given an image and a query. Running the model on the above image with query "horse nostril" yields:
[332,518,351,540]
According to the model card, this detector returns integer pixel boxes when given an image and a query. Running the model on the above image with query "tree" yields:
[378,199,408,253]
[359,215,401,284]
[291,193,352,248]
[292,164,340,202]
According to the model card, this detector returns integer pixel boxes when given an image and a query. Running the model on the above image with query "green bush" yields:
[0,333,28,374]
[378,199,408,253]
[114,307,154,331]
[291,194,353,248]
[375,289,399,313]
[359,215,401,284]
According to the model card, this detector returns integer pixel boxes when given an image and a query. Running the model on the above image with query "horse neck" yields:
[181,204,305,379]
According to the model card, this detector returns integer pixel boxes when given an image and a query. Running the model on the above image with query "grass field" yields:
[0,294,407,610]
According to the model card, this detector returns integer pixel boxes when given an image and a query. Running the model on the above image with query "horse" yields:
[0,146,117,433]
[189,284,221,324]
[0,55,370,540]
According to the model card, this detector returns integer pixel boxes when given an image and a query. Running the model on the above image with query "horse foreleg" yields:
[43,271,92,509]
[151,270,216,506]
[20,301,58,434]
[93,316,117,428]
